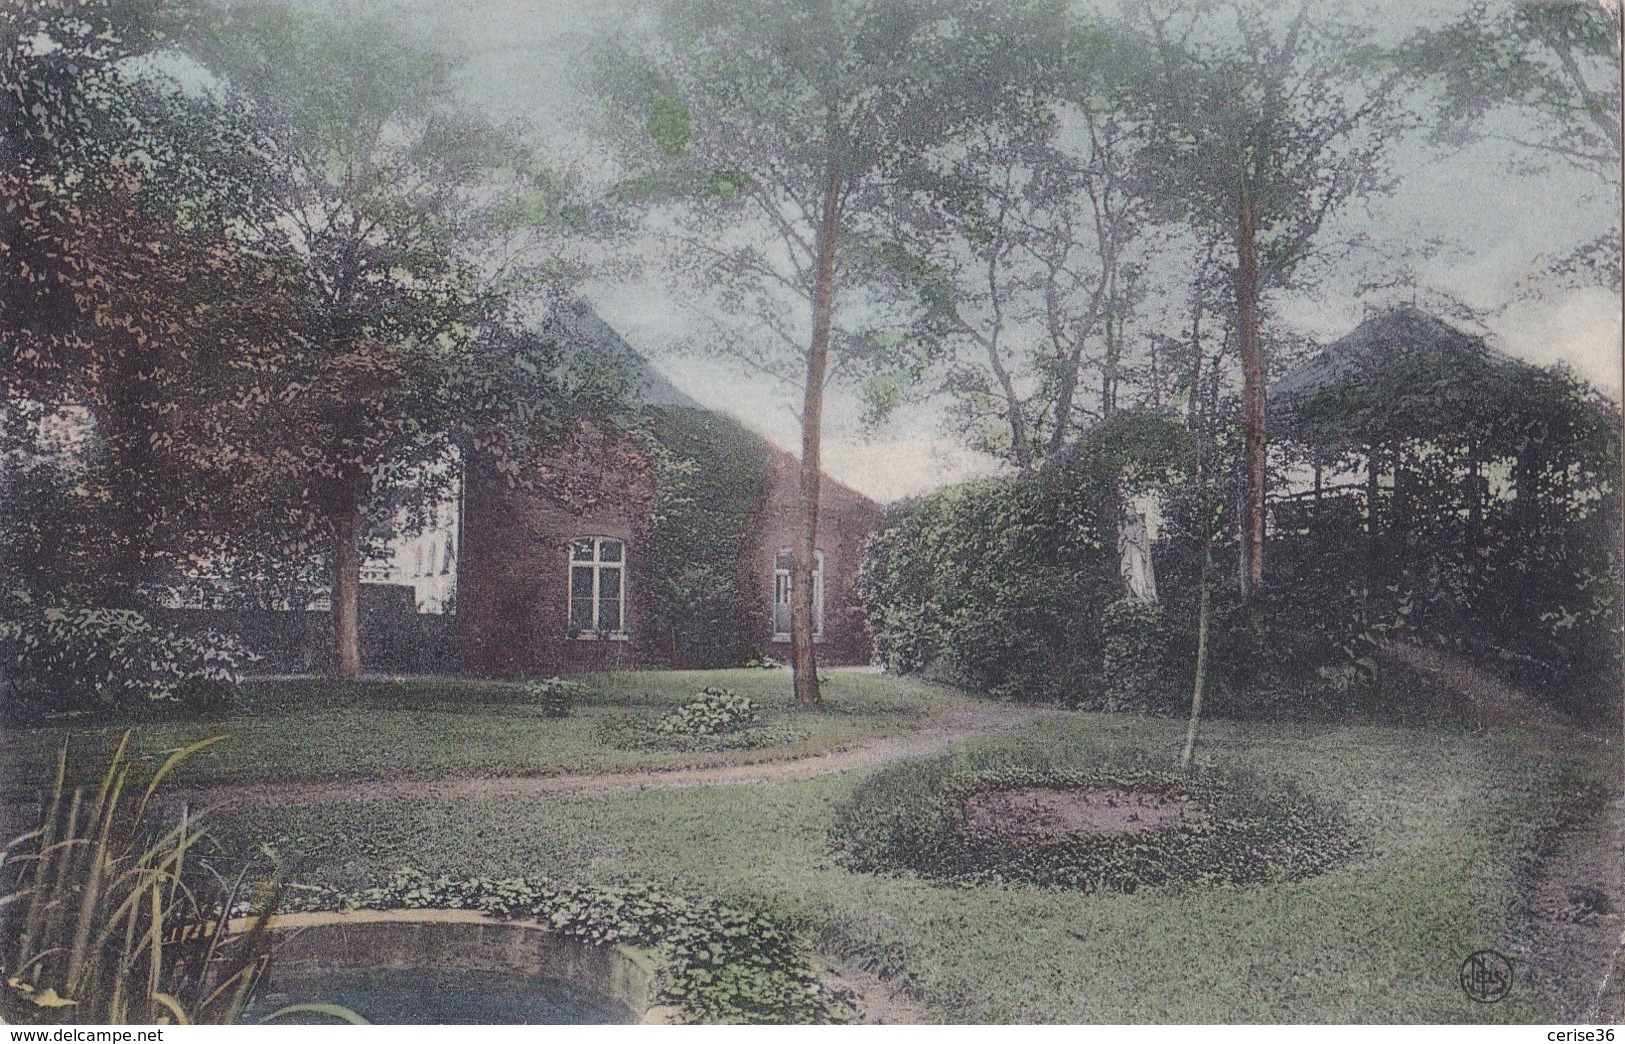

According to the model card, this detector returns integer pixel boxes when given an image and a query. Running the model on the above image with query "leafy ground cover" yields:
[199,703,1610,1023]
[284,870,846,1024]
[0,670,962,790]
[828,758,1358,891]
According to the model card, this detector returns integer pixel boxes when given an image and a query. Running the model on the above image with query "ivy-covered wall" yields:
[642,407,775,668]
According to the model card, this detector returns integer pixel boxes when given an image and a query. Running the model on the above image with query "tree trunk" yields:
[331,498,363,681]
[1185,304,1205,428]
[1365,444,1381,590]
[1179,565,1212,771]
[1234,185,1266,597]
[792,161,842,708]
[1514,427,1544,531]
[95,362,163,608]
[1100,282,1120,421]
[1392,450,1410,563]
[1465,440,1482,535]
[1148,331,1163,413]
[1182,432,1215,772]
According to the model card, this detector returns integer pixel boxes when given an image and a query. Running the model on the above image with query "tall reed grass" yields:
[1,732,284,1024]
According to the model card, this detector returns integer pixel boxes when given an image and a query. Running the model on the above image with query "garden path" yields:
[1388,642,1623,1021]
[185,702,1064,812]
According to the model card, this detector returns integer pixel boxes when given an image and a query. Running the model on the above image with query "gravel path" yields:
[182,702,1063,813]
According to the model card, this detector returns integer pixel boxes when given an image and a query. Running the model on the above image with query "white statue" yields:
[1118,498,1158,602]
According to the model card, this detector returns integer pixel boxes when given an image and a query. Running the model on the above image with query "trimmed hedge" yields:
[829,753,1359,892]
[860,414,1188,708]
[859,481,1113,703]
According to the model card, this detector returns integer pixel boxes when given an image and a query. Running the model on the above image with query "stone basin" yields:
[242,908,674,1025]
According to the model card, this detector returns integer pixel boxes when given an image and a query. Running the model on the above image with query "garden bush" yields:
[862,461,1433,718]
[862,413,1195,709]
[660,687,758,736]
[1098,598,1178,712]
[289,870,849,1024]
[596,687,807,753]
[523,676,587,718]
[829,752,1358,892]
[861,477,1113,704]
[0,595,249,718]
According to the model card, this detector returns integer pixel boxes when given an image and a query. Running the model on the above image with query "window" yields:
[568,537,626,636]
[772,549,823,641]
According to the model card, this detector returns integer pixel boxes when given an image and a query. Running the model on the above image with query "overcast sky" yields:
[309,0,1621,503]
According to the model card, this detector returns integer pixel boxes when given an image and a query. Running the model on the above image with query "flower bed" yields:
[829,756,1358,892]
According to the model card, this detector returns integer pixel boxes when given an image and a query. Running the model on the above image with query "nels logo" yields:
[1459,949,1513,1004]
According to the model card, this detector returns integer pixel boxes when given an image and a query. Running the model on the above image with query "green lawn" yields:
[0,669,964,789]
[195,693,1608,1023]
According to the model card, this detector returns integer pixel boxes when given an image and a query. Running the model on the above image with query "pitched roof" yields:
[552,301,880,511]
[546,300,705,410]
[1271,305,1528,401]
[1268,306,1571,452]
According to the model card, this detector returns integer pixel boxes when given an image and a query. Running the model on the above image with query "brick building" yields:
[455,305,883,677]
[746,449,884,669]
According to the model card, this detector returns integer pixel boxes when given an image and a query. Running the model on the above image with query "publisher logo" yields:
[1460,949,1513,1003]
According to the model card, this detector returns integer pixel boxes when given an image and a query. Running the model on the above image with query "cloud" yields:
[821,437,1007,504]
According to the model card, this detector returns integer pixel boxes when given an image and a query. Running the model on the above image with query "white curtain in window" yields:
[772,549,823,638]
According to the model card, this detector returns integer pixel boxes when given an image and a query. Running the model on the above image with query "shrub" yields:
[861,478,1114,703]
[828,752,1358,892]
[0,595,249,718]
[523,676,587,718]
[1160,576,1436,721]
[659,687,758,736]
[862,415,1192,707]
[1098,598,1177,712]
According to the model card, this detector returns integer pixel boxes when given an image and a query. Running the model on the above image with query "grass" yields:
[194,701,1611,1023]
[0,669,964,790]
[8,670,1606,1021]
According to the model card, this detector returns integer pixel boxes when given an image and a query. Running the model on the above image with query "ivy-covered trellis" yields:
[1268,306,1621,718]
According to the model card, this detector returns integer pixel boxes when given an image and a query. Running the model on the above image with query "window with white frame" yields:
[772,549,823,640]
[568,537,626,636]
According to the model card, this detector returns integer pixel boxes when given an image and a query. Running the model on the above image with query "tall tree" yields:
[887,30,1156,472]
[191,8,580,677]
[1407,0,1622,291]
[604,0,1068,705]
[1,0,297,603]
[1128,0,1412,595]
